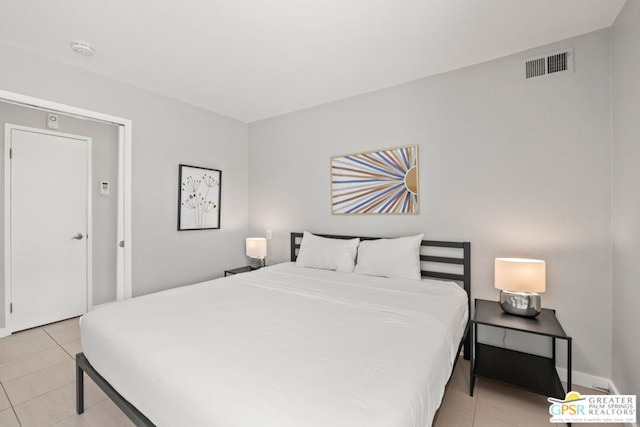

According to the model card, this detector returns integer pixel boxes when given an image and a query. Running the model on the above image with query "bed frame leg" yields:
[76,354,85,414]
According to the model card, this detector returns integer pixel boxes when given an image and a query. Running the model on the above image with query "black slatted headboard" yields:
[290,232,471,359]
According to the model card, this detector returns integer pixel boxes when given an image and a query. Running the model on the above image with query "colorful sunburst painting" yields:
[331,145,419,214]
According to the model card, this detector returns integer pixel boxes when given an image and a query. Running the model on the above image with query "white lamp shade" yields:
[246,238,267,259]
[494,258,545,293]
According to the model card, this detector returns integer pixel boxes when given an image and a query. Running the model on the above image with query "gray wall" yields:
[612,1,640,396]
[0,25,624,386]
[0,102,119,307]
[248,30,613,379]
[0,41,249,328]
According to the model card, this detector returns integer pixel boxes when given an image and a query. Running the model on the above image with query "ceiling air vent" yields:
[524,47,574,81]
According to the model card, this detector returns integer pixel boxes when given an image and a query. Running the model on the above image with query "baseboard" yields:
[557,369,637,427]
[557,367,611,392]
[608,380,638,427]
[0,327,10,338]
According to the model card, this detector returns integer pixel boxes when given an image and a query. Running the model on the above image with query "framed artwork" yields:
[331,145,419,214]
[178,164,221,230]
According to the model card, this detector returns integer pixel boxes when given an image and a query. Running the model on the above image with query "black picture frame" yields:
[177,164,221,231]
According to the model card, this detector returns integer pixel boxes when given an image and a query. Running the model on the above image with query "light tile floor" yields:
[434,358,623,427]
[0,318,624,426]
[0,318,133,426]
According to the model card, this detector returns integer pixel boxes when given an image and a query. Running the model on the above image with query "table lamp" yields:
[246,237,267,268]
[494,258,546,317]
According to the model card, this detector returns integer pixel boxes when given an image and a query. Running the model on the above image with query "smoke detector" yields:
[70,40,95,56]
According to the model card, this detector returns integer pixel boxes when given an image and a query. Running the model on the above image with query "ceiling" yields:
[0,0,626,123]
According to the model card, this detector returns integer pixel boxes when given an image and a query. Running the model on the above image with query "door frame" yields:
[6,125,93,328]
[0,89,133,336]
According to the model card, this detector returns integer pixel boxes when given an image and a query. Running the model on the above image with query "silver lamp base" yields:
[499,290,542,317]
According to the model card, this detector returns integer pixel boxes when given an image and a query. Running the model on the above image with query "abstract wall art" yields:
[331,145,419,214]
[178,164,222,230]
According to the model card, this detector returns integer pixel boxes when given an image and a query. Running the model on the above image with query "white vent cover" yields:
[524,47,574,81]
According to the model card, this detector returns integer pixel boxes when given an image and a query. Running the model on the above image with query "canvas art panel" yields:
[178,164,221,230]
[331,145,419,214]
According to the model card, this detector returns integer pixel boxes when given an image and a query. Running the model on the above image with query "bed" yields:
[76,232,471,426]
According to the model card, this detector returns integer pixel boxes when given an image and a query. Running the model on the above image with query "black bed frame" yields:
[76,232,471,426]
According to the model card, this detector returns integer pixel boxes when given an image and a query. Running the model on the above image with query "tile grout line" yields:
[0,319,83,426]
[0,328,58,365]
[41,324,76,342]
[4,363,76,410]
[0,319,79,358]
[33,321,111,417]
[47,328,81,361]
[1,381,22,426]
[0,349,75,385]
[11,377,108,420]
[1,356,74,383]
[0,325,77,406]
[42,323,80,356]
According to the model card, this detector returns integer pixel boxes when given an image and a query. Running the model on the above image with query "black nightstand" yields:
[470,298,572,399]
[224,266,257,277]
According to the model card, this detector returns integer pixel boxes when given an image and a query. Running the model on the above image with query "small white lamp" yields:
[246,237,267,268]
[495,258,546,317]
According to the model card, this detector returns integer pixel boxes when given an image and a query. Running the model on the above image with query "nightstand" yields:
[224,266,256,277]
[470,298,572,399]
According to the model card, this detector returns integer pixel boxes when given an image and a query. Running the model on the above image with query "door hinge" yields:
[9,303,13,314]
[9,148,12,159]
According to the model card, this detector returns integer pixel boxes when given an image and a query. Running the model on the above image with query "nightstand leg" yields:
[470,322,476,396]
[567,338,572,392]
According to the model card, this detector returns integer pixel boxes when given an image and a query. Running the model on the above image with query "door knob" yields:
[71,233,84,240]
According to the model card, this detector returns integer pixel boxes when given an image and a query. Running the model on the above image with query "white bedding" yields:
[80,262,468,427]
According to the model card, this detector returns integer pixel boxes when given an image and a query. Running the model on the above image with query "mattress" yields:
[80,262,468,427]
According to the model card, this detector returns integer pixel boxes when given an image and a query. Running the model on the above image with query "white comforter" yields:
[80,263,468,427]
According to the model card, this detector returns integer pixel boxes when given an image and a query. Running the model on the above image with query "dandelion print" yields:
[178,165,221,230]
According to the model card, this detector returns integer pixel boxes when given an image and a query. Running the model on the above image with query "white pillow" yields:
[354,234,424,280]
[295,232,360,273]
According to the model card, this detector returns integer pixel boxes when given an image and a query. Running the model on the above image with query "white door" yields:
[8,125,90,331]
